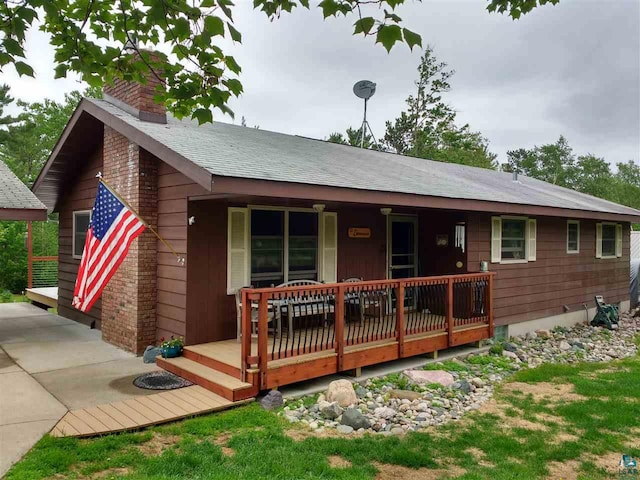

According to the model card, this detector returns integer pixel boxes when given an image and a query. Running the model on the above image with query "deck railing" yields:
[241,272,494,388]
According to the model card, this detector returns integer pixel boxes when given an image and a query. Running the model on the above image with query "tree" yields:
[327,126,376,149]
[382,46,497,169]
[0,83,17,143]
[0,86,101,185]
[503,136,576,187]
[0,1,550,124]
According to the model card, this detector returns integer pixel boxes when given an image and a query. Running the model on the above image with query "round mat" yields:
[133,371,193,390]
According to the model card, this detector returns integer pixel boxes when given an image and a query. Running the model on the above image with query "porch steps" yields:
[157,356,258,402]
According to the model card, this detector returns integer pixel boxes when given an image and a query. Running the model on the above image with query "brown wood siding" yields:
[157,162,209,342]
[466,212,631,325]
[418,210,466,276]
[57,148,103,327]
[336,207,387,281]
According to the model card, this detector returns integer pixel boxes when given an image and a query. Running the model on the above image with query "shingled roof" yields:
[33,97,640,222]
[0,160,47,221]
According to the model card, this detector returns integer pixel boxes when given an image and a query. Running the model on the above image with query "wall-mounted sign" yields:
[348,227,371,239]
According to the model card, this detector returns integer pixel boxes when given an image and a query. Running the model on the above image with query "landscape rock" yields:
[455,380,472,394]
[403,369,454,387]
[319,401,342,420]
[259,390,284,410]
[559,340,571,351]
[503,342,518,352]
[337,425,354,435]
[143,346,161,363]
[389,389,423,401]
[502,350,518,360]
[341,407,371,429]
[535,329,551,338]
[373,407,396,420]
[326,379,358,407]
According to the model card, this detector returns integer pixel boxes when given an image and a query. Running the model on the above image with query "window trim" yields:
[498,215,529,264]
[248,206,319,286]
[597,222,620,260]
[566,220,580,254]
[72,210,92,260]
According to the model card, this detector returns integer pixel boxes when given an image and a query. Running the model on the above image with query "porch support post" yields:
[396,282,405,357]
[258,294,269,390]
[240,289,252,382]
[335,285,345,372]
[27,221,33,289]
[447,277,454,347]
[488,273,495,338]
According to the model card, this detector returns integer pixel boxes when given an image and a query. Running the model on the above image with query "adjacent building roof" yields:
[33,97,640,223]
[0,159,47,221]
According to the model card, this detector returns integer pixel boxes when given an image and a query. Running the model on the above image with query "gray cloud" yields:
[2,0,638,166]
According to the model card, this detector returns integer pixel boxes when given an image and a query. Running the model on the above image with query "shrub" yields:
[489,343,504,355]
[0,290,12,303]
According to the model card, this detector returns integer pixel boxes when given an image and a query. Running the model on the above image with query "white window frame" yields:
[72,210,92,260]
[247,206,320,287]
[491,215,537,264]
[596,222,622,259]
[566,220,580,254]
[498,215,529,264]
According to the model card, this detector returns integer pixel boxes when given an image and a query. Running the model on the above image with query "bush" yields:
[0,290,13,303]
[489,343,504,355]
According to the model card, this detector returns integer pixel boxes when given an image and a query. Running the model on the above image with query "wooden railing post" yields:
[240,289,251,382]
[27,221,33,289]
[488,273,495,338]
[447,277,454,347]
[258,293,269,390]
[396,282,405,357]
[335,286,345,372]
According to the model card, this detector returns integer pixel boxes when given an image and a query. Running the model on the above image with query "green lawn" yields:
[7,355,640,480]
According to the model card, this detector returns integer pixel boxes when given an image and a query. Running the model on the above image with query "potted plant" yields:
[160,336,184,358]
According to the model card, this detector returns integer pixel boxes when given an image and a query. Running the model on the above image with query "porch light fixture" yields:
[188,216,196,225]
[380,208,392,216]
[312,204,325,213]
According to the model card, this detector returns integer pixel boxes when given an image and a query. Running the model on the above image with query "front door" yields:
[388,216,418,279]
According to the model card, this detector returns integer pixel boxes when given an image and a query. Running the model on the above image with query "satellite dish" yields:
[353,80,376,100]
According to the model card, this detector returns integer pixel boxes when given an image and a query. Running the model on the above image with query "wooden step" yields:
[183,345,242,378]
[157,356,258,402]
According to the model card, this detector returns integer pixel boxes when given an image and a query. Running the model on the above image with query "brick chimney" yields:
[99,51,162,354]
[103,51,167,124]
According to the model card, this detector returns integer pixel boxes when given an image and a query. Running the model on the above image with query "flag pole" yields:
[96,172,185,266]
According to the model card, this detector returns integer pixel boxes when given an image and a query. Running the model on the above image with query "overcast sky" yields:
[2,0,639,166]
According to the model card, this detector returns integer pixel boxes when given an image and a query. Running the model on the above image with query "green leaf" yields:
[376,24,402,52]
[353,17,375,35]
[204,15,225,37]
[14,61,34,77]
[402,28,422,51]
[227,23,242,42]
[54,64,68,79]
[318,0,340,18]
[224,78,243,96]
[3,38,24,57]
[192,108,213,125]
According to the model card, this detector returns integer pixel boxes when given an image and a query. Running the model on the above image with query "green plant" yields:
[160,336,184,349]
[0,289,12,303]
[424,360,468,373]
[489,343,504,356]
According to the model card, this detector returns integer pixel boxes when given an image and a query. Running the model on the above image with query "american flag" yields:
[73,182,146,312]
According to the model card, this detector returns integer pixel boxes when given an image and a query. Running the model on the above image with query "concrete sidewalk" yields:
[0,303,159,476]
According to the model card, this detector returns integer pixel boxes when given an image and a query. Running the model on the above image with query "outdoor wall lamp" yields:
[312,204,325,213]
[188,216,196,225]
[380,208,392,216]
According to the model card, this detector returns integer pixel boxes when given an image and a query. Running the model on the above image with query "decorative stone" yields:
[403,369,454,387]
[502,350,518,359]
[337,425,354,435]
[319,401,343,420]
[559,340,571,351]
[470,377,484,388]
[355,386,368,398]
[390,389,422,401]
[456,380,472,394]
[503,342,518,352]
[341,407,371,429]
[326,379,358,407]
[535,329,551,339]
[374,407,396,420]
[390,427,405,435]
[143,346,162,363]
[259,390,284,410]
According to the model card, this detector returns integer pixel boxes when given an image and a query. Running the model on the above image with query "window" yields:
[454,223,466,253]
[501,219,527,261]
[250,209,318,288]
[567,220,580,253]
[491,216,536,264]
[596,222,623,259]
[72,210,91,259]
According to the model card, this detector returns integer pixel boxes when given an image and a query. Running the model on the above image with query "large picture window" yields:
[72,210,91,259]
[250,209,318,288]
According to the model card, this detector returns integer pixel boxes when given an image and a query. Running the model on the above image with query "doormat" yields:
[133,371,194,390]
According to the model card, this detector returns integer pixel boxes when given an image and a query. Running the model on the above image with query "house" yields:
[32,71,640,399]
[0,159,47,221]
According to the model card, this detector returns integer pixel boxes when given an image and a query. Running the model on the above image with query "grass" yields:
[8,356,640,480]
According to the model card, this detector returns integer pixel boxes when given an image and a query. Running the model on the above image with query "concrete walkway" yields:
[0,303,159,476]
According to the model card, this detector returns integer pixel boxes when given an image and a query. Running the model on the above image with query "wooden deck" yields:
[25,286,58,308]
[51,385,252,438]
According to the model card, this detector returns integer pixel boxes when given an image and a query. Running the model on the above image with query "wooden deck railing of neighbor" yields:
[240,273,494,389]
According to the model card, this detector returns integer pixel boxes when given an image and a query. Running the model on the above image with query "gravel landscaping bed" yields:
[278,310,640,435]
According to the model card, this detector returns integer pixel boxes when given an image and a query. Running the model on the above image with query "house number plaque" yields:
[348,228,371,239]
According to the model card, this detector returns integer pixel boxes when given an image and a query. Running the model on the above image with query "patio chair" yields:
[275,280,333,334]
[590,295,620,330]
[342,278,364,323]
